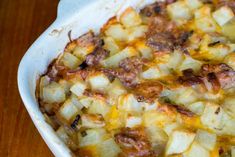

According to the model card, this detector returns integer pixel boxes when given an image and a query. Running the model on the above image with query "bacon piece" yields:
[178,69,203,86]
[133,81,163,103]
[146,16,193,53]
[115,127,155,157]
[76,31,102,48]
[201,63,235,89]
[103,57,143,87]
[85,47,109,66]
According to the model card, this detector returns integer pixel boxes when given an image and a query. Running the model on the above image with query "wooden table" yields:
[0,0,58,156]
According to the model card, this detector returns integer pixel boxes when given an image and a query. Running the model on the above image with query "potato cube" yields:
[81,114,105,129]
[101,47,138,67]
[222,19,235,41]
[195,129,217,151]
[164,123,182,136]
[88,99,110,117]
[58,99,80,122]
[88,73,110,91]
[200,103,224,131]
[97,138,121,157]
[39,76,50,100]
[43,82,66,103]
[185,0,202,10]
[70,81,87,97]
[103,37,120,55]
[166,130,196,155]
[79,128,106,147]
[73,46,94,60]
[128,25,148,41]
[118,94,142,113]
[222,96,235,118]
[120,7,142,28]
[126,116,142,128]
[167,1,192,22]
[188,101,205,115]
[175,87,198,105]
[141,66,161,79]
[184,142,210,157]
[195,17,218,33]
[107,79,127,98]
[167,50,184,70]
[79,97,93,108]
[135,41,153,59]
[212,6,234,26]
[178,55,202,72]
[232,146,235,157]
[105,24,128,41]
[61,52,81,69]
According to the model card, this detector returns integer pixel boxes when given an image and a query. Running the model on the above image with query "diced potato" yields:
[194,5,211,19]
[88,99,110,117]
[184,142,210,157]
[70,81,87,97]
[79,97,93,108]
[164,122,182,136]
[120,7,142,28]
[135,41,153,59]
[39,75,50,100]
[61,52,81,69]
[187,101,205,115]
[56,126,79,149]
[167,50,184,70]
[212,6,234,26]
[143,111,174,127]
[58,79,72,95]
[118,94,142,113]
[101,47,138,67]
[97,138,121,157]
[107,79,127,99]
[185,0,202,10]
[105,24,128,41]
[73,46,94,60]
[222,19,235,41]
[79,128,106,147]
[70,94,84,110]
[224,53,235,70]
[81,114,105,128]
[195,129,217,151]
[126,116,142,128]
[175,87,198,105]
[167,1,192,24]
[141,66,162,79]
[58,99,80,122]
[232,146,235,157]
[146,125,168,155]
[43,82,66,103]
[194,6,218,33]
[166,130,196,155]
[178,55,202,72]
[222,96,235,118]
[88,72,110,91]
[143,101,158,111]
[207,44,230,60]
[128,25,148,41]
[200,103,224,131]
[103,37,120,55]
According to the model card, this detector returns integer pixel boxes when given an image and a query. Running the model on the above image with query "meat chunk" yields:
[133,81,163,103]
[140,1,176,17]
[146,16,193,53]
[178,69,203,86]
[103,57,143,87]
[76,31,102,48]
[114,127,155,157]
[85,47,109,66]
[201,63,235,89]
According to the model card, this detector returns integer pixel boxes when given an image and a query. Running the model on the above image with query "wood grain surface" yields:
[0,0,58,156]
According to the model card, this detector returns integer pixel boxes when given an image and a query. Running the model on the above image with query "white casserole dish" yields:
[17,0,156,156]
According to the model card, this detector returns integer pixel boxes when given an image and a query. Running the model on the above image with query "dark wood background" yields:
[0,0,59,156]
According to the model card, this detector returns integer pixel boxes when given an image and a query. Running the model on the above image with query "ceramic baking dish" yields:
[17,0,156,156]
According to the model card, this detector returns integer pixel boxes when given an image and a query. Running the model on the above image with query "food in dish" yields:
[37,0,235,156]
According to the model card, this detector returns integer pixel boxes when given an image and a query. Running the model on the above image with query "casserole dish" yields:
[17,0,155,156]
